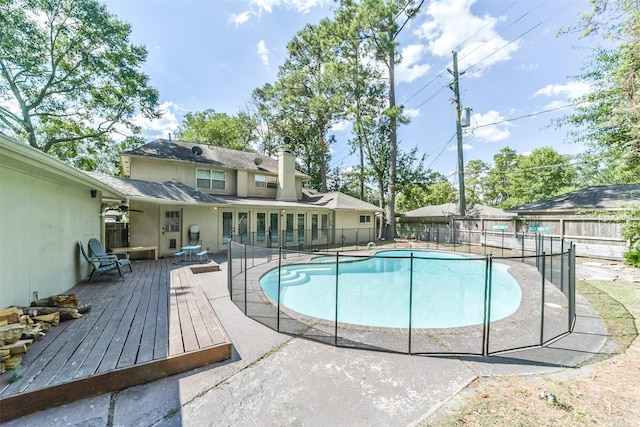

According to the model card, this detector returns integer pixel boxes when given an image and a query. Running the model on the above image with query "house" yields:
[89,139,382,256]
[396,202,513,245]
[0,133,127,306]
[506,183,640,215]
[400,203,510,224]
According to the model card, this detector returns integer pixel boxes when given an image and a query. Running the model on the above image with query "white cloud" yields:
[233,0,326,22]
[404,108,420,119]
[533,81,592,111]
[533,81,591,100]
[539,99,571,111]
[257,40,270,69]
[470,110,511,142]
[396,44,432,83]
[416,0,521,75]
[128,101,183,141]
[331,121,349,132]
[447,143,473,151]
[254,0,325,14]
[230,12,251,27]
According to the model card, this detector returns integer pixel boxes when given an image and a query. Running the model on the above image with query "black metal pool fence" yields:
[228,233,576,356]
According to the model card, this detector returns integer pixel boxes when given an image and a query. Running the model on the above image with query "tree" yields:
[396,172,456,212]
[483,147,520,207]
[334,0,387,201]
[273,19,347,192]
[357,0,425,239]
[478,146,578,209]
[177,109,256,151]
[557,0,640,182]
[0,0,160,163]
[464,159,490,207]
[506,147,577,208]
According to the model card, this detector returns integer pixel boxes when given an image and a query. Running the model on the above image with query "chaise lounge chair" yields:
[88,238,132,272]
[79,241,125,283]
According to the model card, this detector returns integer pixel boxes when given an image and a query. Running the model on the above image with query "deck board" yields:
[138,269,161,363]
[117,271,153,369]
[0,257,231,423]
[154,267,170,359]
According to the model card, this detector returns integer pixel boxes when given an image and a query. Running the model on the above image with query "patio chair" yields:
[79,241,125,283]
[88,238,132,272]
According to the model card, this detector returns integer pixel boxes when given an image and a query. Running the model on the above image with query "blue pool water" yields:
[259,250,522,329]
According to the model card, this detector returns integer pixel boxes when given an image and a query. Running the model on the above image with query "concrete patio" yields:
[0,255,615,426]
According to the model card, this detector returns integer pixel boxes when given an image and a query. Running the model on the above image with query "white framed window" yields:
[197,169,225,190]
[359,214,372,224]
[254,174,277,189]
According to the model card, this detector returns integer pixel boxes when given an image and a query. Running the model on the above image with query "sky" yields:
[105,0,597,183]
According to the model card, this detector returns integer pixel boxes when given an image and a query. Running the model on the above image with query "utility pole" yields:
[448,51,466,217]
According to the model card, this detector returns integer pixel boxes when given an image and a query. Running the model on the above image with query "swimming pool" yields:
[259,250,522,329]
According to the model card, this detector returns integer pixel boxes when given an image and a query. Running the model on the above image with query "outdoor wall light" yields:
[90,189,97,198]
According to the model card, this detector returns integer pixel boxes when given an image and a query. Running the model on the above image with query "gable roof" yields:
[85,172,382,212]
[403,203,509,218]
[302,189,384,211]
[1,132,124,200]
[85,172,224,205]
[121,139,309,179]
[506,183,640,213]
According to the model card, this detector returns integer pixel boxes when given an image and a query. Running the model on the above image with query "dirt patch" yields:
[420,273,640,426]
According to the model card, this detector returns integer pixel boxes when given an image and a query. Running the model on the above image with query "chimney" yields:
[276,150,297,201]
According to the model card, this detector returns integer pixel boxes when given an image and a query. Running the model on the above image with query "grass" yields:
[421,277,640,426]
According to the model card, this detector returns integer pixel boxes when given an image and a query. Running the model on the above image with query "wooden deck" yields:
[0,257,232,422]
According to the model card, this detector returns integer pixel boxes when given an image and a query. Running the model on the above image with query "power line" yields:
[472,102,582,128]
[400,0,545,107]
[453,0,522,54]
[458,0,547,64]
[404,0,580,108]
[424,133,456,171]
[463,0,580,78]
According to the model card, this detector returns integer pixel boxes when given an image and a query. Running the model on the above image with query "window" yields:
[270,213,279,243]
[257,213,266,242]
[238,212,248,243]
[286,213,294,242]
[311,214,318,240]
[254,174,277,189]
[321,214,328,237]
[197,169,225,190]
[359,214,372,224]
[164,211,180,232]
[222,212,233,243]
[297,214,305,242]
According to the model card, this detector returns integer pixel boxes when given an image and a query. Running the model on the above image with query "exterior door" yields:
[238,211,249,243]
[161,208,182,255]
[222,211,233,244]
[269,212,279,247]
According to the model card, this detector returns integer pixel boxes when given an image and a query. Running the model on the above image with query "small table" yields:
[110,246,158,260]
[180,245,202,262]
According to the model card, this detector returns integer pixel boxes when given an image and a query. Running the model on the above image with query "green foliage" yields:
[473,146,578,209]
[177,109,256,151]
[464,159,490,206]
[624,242,640,267]
[396,180,456,212]
[557,0,640,182]
[0,0,160,167]
[579,201,640,267]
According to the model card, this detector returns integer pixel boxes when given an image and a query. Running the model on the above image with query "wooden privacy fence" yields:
[105,223,129,251]
[397,216,628,260]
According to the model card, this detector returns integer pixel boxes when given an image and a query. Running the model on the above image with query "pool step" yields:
[278,266,334,286]
[279,270,309,286]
